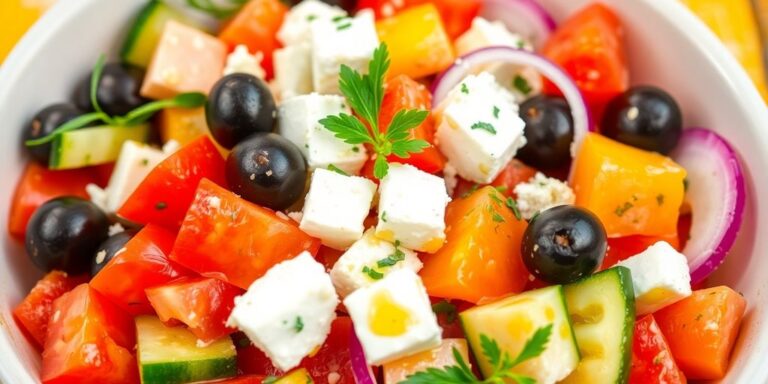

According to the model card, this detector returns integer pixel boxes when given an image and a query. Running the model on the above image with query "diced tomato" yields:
[629,315,687,384]
[218,0,288,79]
[453,159,539,199]
[238,317,356,384]
[542,4,629,119]
[316,246,345,272]
[358,0,479,39]
[90,224,190,316]
[117,136,226,230]
[654,286,746,380]
[146,276,243,343]
[7,162,101,240]
[12,271,88,349]
[170,179,321,290]
[42,284,138,384]
[420,186,529,303]
[378,75,445,173]
[601,234,680,270]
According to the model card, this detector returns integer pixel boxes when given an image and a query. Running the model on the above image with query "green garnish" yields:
[26,55,206,147]
[492,211,506,223]
[493,105,500,119]
[461,184,480,199]
[431,300,458,324]
[319,44,429,179]
[471,121,497,135]
[294,316,304,333]
[381,211,388,222]
[506,197,522,221]
[336,23,352,31]
[513,75,533,95]
[184,0,248,19]
[377,240,405,268]
[614,202,633,217]
[402,325,553,384]
[332,15,347,22]
[461,83,469,94]
[327,164,349,176]
[155,202,168,210]
[362,266,384,280]
[307,14,317,21]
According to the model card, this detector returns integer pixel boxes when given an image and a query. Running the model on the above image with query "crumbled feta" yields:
[277,0,347,46]
[278,93,367,174]
[300,169,377,250]
[344,269,442,365]
[223,44,266,79]
[616,241,692,315]
[273,44,314,100]
[108,223,126,236]
[514,173,575,220]
[434,73,527,184]
[375,164,450,253]
[311,10,380,94]
[227,252,339,371]
[454,17,541,101]
[330,229,422,297]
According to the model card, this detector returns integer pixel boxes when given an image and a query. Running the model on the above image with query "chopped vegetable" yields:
[629,315,687,384]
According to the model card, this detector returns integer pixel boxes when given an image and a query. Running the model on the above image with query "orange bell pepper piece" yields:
[420,186,528,303]
[654,286,746,380]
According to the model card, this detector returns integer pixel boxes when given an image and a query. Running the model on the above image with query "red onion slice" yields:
[671,128,746,284]
[431,46,593,156]
[349,328,376,384]
[480,0,556,49]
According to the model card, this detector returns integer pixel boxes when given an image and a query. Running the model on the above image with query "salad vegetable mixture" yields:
[7,0,750,383]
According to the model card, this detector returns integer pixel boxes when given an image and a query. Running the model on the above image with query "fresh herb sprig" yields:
[26,55,206,147]
[319,44,429,179]
[401,325,553,384]
[185,0,248,19]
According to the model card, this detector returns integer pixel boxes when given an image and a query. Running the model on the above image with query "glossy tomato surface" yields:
[629,315,687,384]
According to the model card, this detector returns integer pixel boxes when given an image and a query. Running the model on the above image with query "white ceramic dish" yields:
[1,0,767,382]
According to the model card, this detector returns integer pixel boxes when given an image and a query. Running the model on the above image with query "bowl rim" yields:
[1,0,767,383]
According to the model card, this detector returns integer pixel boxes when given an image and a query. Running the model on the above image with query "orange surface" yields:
[383,339,469,383]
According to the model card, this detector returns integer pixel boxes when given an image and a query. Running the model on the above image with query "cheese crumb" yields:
[514,172,575,219]
[223,45,267,79]
[108,223,125,236]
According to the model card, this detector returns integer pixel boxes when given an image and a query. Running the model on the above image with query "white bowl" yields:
[1,0,767,382]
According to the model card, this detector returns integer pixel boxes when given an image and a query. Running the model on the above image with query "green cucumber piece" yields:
[121,0,193,68]
[136,316,237,384]
[460,285,580,384]
[561,267,635,384]
[49,124,149,170]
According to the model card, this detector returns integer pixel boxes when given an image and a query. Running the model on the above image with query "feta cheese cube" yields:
[277,0,346,46]
[344,269,442,365]
[274,44,314,100]
[514,172,575,219]
[375,164,450,253]
[616,241,692,315]
[311,10,380,94]
[300,169,377,250]
[454,17,541,101]
[330,229,423,297]
[223,44,266,79]
[141,21,226,99]
[227,252,339,371]
[278,93,367,173]
[434,72,527,184]
[86,141,169,212]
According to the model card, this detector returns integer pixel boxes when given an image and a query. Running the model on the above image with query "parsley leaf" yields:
[461,83,469,94]
[327,164,349,176]
[493,105,500,119]
[293,316,304,333]
[506,197,522,220]
[401,325,553,384]
[377,241,406,268]
[362,266,384,280]
[513,75,533,95]
[320,44,428,179]
[431,300,458,324]
[471,121,497,135]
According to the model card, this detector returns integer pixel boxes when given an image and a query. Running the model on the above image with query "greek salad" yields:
[8,0,748,383]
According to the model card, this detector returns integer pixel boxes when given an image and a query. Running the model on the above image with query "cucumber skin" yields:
[140,358,237,384]
[120,0,163,67]
[565,266,635,384]
[49,125,149,170]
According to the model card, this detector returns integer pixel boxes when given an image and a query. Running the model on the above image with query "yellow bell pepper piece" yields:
[0,0,56,63]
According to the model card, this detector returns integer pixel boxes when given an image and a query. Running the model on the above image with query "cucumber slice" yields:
[49,124,149,170]
[460,286,580,384]
[136,316,237,384]
[121,0,194,68]
[561,267,635,384]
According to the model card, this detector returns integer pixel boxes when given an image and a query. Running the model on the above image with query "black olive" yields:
[26,197,110,274]
[23,103,83,164]
[226,133,308,210]
[206,73,277,149]
[601,86,683,154]
[521,205,607,284]
[91,230,137,277]
[282,0,357,12]
[517,95,574,169]
[74,62,149,116]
